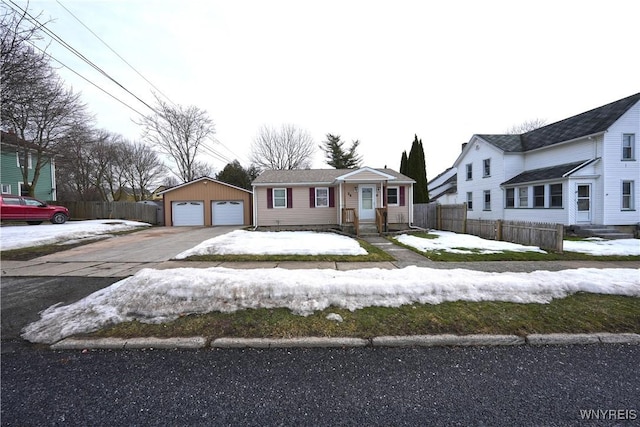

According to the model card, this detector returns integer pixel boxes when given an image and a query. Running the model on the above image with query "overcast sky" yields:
[12,0,640,179]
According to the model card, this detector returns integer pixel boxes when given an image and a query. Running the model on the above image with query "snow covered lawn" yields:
[175,230,367,258]
[0,220,151,251]
[22,265,640,344]
[395,231,639,256]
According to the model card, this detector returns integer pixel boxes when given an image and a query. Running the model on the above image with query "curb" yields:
[49,333,640,350]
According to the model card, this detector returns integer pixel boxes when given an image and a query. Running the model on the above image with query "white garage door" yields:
[212,200,244,225]
[172,201,204,226]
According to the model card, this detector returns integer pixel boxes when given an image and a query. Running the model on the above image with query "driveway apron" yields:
[1,226,239,277]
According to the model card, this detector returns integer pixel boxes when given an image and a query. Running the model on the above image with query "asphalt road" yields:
[2,345,638,426]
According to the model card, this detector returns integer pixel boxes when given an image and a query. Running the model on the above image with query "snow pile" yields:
[175,230,367,258]
[563,238,640,256]
[395,231,547,254]
[0,220,151,251]
[22,266,640,344]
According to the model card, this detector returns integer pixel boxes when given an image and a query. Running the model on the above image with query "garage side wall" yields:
[163,181,252,226]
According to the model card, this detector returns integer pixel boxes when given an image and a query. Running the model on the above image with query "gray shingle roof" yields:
[478,93,640,153]
[252,168,415,185]
[501,160,594,186]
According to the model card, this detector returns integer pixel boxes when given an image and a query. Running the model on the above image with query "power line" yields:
[55,0,176,107]
[5,0,157,114]
[26,40,148,118]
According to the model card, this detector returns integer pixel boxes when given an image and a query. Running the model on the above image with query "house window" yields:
[622,134,635,160]
[315,187,329,207]
[1,184,10,194]
[533,185,545,207]
[386,187,399,206]
[16,151,32,169]
[483,190,491,211]
[483,158,491,177]
[622,181,634,210]
[518,187,528,208]
[549,183,563,208]
[466,192,473,210]
[466,163,473,181]
[273,188,287,208]
[505,188,515,208]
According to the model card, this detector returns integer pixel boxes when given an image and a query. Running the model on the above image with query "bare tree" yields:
[505,118,547,134]
[2,5,89,197]
[121,140,167,201]
[137,93,215,183]
[250,124,315,170]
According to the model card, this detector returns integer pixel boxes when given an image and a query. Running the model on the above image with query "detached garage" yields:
[160,177,252,227]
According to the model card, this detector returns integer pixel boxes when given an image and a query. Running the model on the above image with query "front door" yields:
[576,184,591,223]
[359,185,375,221]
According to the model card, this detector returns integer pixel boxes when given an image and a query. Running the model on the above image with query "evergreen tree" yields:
[399,150,408,175]
[320,133,362,169]
[216,160,252,190]
[406,135,429,203]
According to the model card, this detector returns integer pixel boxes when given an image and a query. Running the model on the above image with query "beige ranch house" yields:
[252,167,416,234]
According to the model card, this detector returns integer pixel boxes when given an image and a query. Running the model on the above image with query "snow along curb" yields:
[49,333,640,350]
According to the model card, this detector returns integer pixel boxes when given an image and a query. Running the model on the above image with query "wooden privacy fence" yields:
[60,201,161,225]
[412,202,438,229]
[418,203,564,252]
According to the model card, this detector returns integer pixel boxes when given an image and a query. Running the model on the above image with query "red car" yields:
[0,195,69,225]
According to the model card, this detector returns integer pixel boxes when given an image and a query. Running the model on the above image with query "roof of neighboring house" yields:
[0,130,49,152]
[252,167,415,185]
[477,93,640,153]
[158,176,253,195]
[501,159,598,186]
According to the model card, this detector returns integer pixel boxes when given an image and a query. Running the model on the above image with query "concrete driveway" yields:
[1,226,240,278]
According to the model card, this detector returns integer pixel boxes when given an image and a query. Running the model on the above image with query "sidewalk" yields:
[2,235,638,278]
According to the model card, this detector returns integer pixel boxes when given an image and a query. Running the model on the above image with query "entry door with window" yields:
[576,184,591,223]
[359,185,376,220]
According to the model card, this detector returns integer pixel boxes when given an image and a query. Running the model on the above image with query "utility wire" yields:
[26,40,148,118]
[55,0,176,107]
[6,0,157,114]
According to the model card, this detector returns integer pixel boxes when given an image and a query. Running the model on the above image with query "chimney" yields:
[461,142,467,151]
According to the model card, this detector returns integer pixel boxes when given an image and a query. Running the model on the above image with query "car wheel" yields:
[27,221,43,225]
[51,213,68,224]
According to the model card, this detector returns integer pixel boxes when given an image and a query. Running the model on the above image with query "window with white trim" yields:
[315,187,329,207]
[483,190,491,211]
[533,185,545,208]
[1,184,11,194]
[622,134,635,160]
[505,188,515,208]
[16,151,32,169]
[386,187,399,206]
[483,158,491,177]
[549,183,563,208]
[466,192,473,210]
[518,187,528,208]
[273,188,287,208]
[465,163,473,180]
[622,181,634,210]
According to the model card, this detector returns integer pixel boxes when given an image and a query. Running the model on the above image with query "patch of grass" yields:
[178,238,395,262]
[88,293,640,339]
[389,236,640,262]
[0,226,151,261]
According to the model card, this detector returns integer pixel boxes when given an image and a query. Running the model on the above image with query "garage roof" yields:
[158,177,253,195]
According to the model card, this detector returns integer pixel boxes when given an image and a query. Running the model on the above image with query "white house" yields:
[444,93,640,230]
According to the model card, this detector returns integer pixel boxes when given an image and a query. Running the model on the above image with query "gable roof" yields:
[252,167,415,185]
[501,159,598,186]
[477,93,640,153]
[158,176,253,195]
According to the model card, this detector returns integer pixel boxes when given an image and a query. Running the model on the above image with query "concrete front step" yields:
[573,225,634,240]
